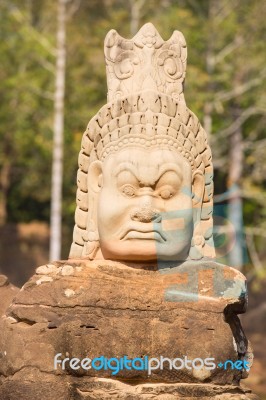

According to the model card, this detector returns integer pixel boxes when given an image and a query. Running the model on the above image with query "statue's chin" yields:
[99,239,191,262]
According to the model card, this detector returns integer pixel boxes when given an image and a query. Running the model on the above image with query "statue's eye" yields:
[121,185,136,197]
[159,187,174,199]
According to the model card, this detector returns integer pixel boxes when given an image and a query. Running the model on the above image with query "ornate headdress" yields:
[69,23,215,260]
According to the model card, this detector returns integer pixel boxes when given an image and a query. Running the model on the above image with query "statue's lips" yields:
[121,229,166,242]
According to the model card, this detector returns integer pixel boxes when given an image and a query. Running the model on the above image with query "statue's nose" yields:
[130,207,162,223]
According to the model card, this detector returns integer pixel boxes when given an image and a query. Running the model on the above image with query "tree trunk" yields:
[203,0,216,138]
[0,161,11,226]
[49,0,66,261]
[129,0,144,36]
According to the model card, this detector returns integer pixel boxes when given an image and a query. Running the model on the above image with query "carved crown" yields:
[104,23,187,102]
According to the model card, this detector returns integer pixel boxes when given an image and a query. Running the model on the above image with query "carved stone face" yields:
[69,24,216,261]
[89,147,204,261]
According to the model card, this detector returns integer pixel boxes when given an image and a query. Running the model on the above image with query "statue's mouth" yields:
[121,229,166,242]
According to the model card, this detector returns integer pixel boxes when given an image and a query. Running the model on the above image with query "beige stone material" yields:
[0,261,250,381]
[69,23,215,262]
[0,274,19,318]
[0,372,259,400]
[0,261,258,399]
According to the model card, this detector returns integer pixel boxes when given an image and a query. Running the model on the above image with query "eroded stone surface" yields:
[0,368,259,400]
[0,274,19,318]
[0,261,252,390]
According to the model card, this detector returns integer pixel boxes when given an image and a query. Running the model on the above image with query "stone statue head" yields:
[69,23,215,263]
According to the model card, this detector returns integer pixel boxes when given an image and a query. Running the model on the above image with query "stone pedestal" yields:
[0,261,259,399]
[0,274,18,317]
[0,371,259,399]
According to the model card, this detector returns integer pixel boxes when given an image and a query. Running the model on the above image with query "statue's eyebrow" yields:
[114,162,183,187]
[156,163,183,183]
[114,162,138,179]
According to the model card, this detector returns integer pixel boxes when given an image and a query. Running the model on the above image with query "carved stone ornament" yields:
[70,23,215,263]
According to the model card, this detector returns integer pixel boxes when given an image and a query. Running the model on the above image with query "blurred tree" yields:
[0,0,56,225]
[129,0,145,35]
[50,0,67,261]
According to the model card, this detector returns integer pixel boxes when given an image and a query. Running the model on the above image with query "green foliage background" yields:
[0,0,265,262]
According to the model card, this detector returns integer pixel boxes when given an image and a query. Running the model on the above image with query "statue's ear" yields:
[192,170,204,208]
[190,170,205,260]
[88,160,103,193]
